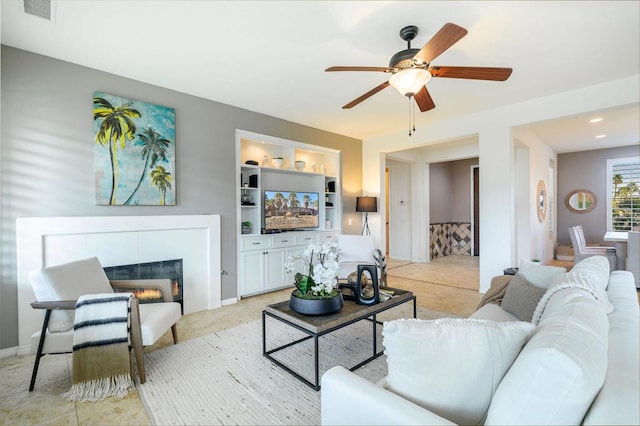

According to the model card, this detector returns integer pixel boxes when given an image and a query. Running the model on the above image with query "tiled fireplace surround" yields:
[430,222,472,259]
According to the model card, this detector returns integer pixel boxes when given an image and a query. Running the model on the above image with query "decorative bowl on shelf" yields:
[294,160,306,171]
[272,157,284,169]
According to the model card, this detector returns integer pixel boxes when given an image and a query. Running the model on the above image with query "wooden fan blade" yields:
[326,66,392,73]
[414,23,468,64]
[414,86,436,112]
[429,66,513,81]
[342,82,390,109]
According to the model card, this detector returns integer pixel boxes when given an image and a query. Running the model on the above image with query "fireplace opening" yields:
[104,259,183,314]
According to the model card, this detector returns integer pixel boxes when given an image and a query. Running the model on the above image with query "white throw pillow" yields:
[518,260,566,288]
[382,318,534,425]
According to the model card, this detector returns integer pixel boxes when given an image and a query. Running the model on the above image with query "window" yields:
[607,156,640,231]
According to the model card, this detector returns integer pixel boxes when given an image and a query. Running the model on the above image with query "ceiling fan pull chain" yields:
[412,99,416,134]
[408,98,412,136]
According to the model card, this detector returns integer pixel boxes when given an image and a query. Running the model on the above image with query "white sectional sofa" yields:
[321,256,639,425]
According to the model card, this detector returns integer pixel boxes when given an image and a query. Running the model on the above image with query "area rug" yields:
[137,305,454,425]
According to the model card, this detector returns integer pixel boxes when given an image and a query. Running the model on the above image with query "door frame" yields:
[471,165,479,256]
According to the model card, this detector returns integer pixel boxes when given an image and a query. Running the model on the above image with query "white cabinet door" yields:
[240,250,265,295]
[264,248,286,290]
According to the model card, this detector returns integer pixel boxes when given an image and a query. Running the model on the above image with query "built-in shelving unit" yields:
[235,130,341,297]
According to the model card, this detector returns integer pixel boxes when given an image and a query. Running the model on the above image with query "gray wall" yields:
[451,158,478,222]
[557,145,639,246]
[429,158,479,223]
[0,46,363,349]
[429,162,452,223]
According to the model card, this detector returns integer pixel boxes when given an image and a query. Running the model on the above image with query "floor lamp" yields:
[356,196,378,236]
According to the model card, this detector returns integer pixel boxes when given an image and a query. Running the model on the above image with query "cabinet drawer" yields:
[295,233,318,245]
[272,236,297,248]
[241,237,270,251]
[318,232,338,242]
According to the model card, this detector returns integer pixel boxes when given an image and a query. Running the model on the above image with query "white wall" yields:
[387,160,412,260]
[514,143,531,263]
[364,75,640,293]
[513,128,558,262]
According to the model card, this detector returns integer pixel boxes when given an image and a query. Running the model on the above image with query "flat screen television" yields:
[264,190,319,231]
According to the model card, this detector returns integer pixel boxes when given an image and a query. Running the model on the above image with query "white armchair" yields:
[337,234,387,287]
[28,257,182,390]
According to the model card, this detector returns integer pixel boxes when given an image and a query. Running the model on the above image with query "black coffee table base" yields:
[262,290,416,391]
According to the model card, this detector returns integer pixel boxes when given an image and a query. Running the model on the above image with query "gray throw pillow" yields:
[501,273,547,322]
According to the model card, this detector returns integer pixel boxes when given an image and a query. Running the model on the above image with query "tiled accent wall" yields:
[430,222,472,259]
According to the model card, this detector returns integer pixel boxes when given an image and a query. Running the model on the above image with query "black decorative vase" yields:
[289,291,344,315]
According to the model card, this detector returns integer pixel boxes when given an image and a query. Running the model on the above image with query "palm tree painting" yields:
[94,92,176,205]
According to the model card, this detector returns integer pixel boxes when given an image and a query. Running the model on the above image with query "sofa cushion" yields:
[518,260,566,288]
[583,271,640,425]
[470,302,520,322]
[500,273,547,322]
[570,255,610,289]
[486,288,609,425]
[29,257,113,332]
[138,302,181,346]
[532,270,613,325]
[382,318,534,425]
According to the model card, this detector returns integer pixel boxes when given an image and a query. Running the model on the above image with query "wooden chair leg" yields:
[129,298,146,384]
[171,324,178,344]
[29,310,52,391]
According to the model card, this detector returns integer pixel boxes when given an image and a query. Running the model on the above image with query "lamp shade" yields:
[356,196,378,213]
[389,68,431,97]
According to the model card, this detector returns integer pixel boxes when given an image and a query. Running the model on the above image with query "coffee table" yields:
[262,287,416,390]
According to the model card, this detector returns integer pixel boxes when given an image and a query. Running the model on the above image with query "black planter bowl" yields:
[289,291,344,315]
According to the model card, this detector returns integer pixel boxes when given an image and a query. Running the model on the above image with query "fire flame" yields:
[131,280,181,302]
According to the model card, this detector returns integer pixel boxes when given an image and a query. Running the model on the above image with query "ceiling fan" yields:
[326,23,513,112]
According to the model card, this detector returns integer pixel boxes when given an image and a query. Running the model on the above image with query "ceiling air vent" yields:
[23,0,52,20]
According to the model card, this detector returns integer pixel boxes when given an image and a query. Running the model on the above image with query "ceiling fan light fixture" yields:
[389,68,431,97]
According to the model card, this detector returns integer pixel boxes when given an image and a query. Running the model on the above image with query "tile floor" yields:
[0,255,498,425]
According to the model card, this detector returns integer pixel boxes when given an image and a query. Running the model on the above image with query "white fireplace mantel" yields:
[16,214,221,354]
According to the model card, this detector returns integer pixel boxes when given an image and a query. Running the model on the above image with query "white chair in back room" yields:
[568,225,617,271]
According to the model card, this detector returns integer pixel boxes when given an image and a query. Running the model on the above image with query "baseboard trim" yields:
[0,346,18,359]
[222,297,238,306]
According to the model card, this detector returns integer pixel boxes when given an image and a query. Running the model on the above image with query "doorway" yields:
[385,167,389,255]
[472,165,480,256]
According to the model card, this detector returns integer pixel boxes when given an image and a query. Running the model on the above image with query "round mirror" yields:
[537,180,547,222]
[565,189,597,213]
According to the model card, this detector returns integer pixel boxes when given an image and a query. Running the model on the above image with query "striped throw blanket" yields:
[62,293,135,402]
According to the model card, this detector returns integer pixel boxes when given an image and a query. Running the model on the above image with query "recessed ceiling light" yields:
[589,118,604,123]
[595,134,607,139]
